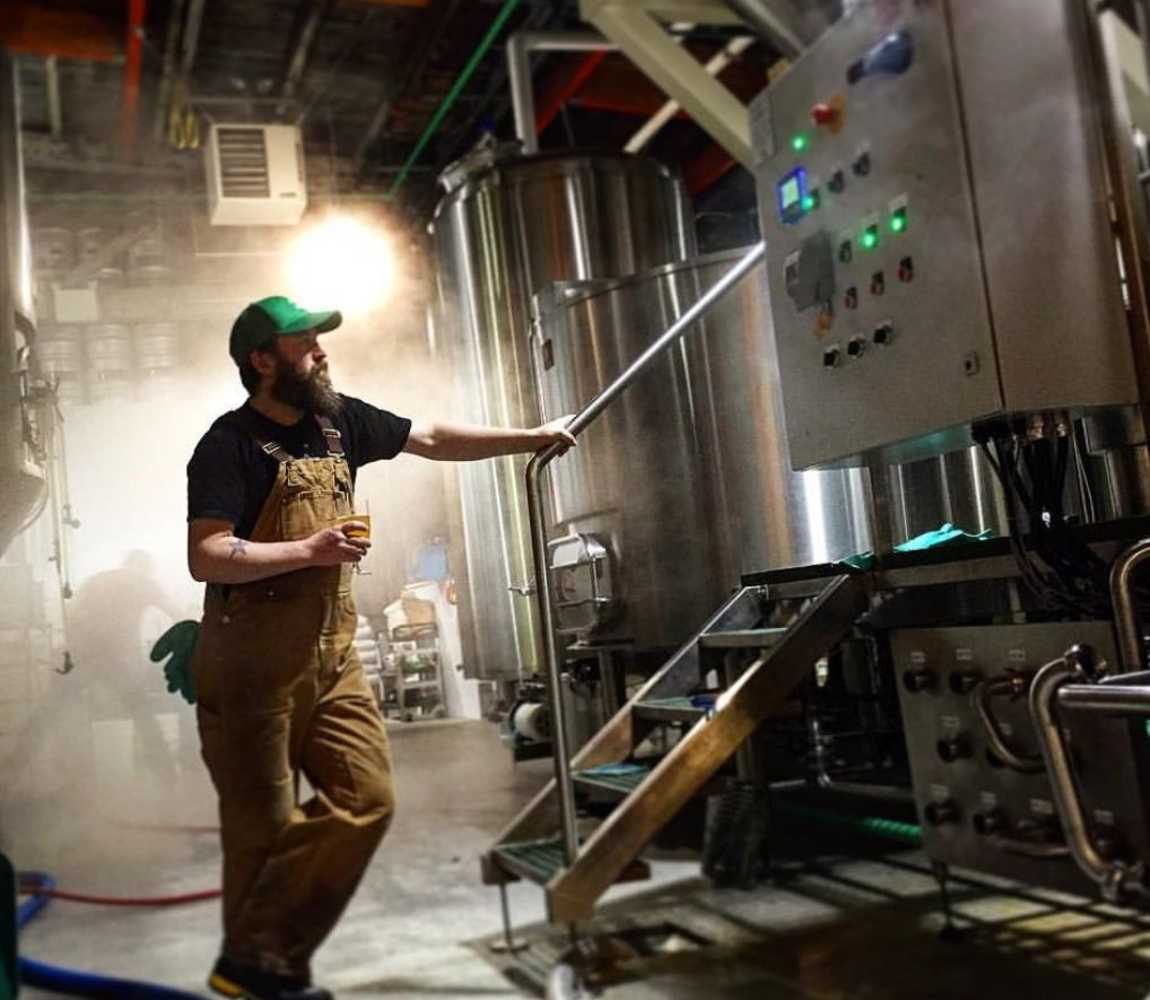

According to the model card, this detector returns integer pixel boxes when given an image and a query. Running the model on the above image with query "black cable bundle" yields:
[977,423,1111,618]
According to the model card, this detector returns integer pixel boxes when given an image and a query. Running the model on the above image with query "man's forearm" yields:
[410,421,547,461]
[190,535,313,585]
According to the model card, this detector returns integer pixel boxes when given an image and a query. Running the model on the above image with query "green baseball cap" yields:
[229,295,342,365]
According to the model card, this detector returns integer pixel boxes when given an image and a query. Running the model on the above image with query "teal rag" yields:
[840,522,994,571]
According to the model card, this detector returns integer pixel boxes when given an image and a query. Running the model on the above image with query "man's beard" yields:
[270,358,343,417]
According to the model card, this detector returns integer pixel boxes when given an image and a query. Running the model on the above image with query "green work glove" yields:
[149,620,200,705]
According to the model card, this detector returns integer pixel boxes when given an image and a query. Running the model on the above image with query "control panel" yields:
[893,623,1150,895]
[752,0,1136,469]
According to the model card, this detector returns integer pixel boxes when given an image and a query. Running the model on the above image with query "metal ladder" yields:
[481,241,873,928]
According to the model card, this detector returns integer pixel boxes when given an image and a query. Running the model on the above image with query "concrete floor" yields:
[9,718,1150,998]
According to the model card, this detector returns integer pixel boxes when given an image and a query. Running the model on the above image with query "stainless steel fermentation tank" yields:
[0,48,43,558]
[532,251,873,648]
[430,147,693,680]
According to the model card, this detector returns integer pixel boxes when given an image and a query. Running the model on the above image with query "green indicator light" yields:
[861,226,879,250]
[891,208,908,234]
[801,193,817,212]
[791,133,809,153]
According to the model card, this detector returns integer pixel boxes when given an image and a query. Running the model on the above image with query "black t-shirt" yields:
[187,395,411,539]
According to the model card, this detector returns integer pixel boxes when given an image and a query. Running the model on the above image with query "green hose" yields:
[387,0,523,197]
[775,801,923,847]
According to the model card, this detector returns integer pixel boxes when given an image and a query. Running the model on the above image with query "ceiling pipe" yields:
[152,0,189,142]
[507,31,618,154]
[119,0,147,151]
[625,33,753,153]
[180,0,207,78]
[44,56,61,138]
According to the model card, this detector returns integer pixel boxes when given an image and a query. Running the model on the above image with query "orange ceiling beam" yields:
[0,5,122,61]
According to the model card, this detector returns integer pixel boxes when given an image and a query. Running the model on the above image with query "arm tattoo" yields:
[228,538,248,560]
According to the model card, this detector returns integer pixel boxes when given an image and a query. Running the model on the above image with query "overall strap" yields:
[315,415,345,457]
[234,407,292,464]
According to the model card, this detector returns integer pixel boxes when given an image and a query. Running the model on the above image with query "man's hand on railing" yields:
[532,415,577,454]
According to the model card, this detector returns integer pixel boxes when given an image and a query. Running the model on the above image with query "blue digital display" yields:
[777,167,807,225]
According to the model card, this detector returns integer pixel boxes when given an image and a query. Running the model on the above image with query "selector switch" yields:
[822,345,842,369]
[949,670,983,695]
[937,733,972,763]
[972,808,1008,836]
[873,322,894,346]
[844,286,858,310]
[924,800,960,827]
[847,336,866,359]
[903,668,936,693]
[839,240,853,264]
[898,256,914,282]
[870,271,885,296]
[852,151,871,177]
[828,169,845,194]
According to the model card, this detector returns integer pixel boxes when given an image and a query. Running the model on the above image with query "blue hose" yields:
[17,872,206,999]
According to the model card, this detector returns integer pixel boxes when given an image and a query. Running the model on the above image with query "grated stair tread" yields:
[574,762,652,795]
[633,695,710,724]
[698,627,788,649]
[492,837,569,885]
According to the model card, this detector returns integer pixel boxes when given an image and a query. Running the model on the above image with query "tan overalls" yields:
[192,414,395,978]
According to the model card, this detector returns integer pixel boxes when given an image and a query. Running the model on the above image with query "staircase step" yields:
[698,627,788,649]
[575,762,652,796]
[491,836,651,886]
[492,837,569,884]
[633,695,711,724]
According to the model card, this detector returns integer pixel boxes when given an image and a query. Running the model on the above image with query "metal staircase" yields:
[484,573,871,923]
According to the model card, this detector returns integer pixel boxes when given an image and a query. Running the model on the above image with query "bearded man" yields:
[185,296,573,1000]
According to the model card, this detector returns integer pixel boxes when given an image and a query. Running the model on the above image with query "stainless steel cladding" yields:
[533,250,870,648]
[0,47,43,558]
[430,149,692,679]
[686,251,870,579]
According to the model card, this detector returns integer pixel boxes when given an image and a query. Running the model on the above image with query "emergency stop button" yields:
[810,96,844,132]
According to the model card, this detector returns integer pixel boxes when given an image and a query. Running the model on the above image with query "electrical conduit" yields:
[388,0,523,197]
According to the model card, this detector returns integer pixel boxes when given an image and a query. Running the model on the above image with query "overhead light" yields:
[284,216,394,317]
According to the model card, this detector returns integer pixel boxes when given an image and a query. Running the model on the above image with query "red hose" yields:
[19,883,220,906]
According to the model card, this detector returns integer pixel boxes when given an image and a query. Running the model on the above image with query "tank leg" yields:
[932,859,965,942]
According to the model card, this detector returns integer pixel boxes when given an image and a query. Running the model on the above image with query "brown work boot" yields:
[208,955,333,1000]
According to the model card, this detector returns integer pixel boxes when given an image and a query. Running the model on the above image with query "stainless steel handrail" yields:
[525,241,767,866]
[1109,537,1150,671]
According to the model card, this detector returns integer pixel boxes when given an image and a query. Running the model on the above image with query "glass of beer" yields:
[334,513,372,574]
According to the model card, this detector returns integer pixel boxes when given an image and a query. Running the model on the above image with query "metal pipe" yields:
[972,675,1043,773]
[44,57,61,139]
[507,31,617,155]
[1057,683,1150,715]
[525,241,767,868]
[988,836,1071,860]
[1134,0,1150,110]
[1109,537,1150,670]
[152,0,188,142]
[388,0,523,197]
[815,775,913,803]
[180,0,207,77]
[625,35,754,154]
[1029,650,1143,900]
